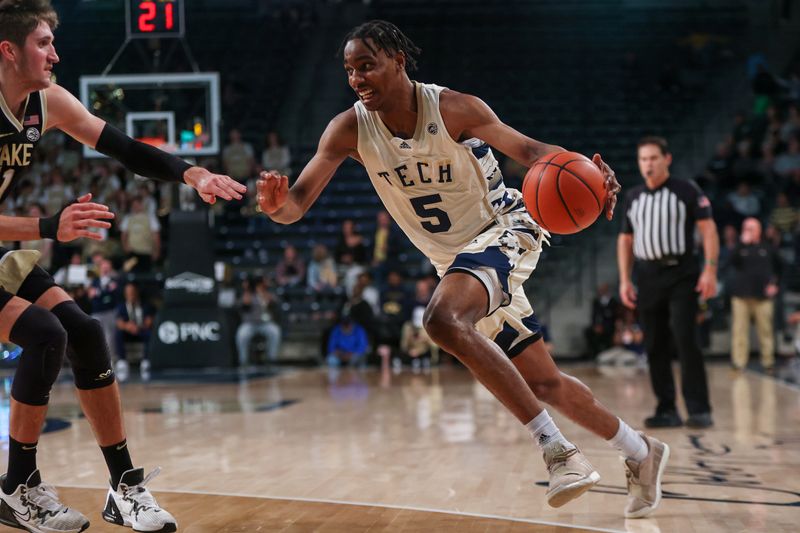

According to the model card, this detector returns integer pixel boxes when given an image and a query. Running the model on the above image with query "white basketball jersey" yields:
[355,82,523,268]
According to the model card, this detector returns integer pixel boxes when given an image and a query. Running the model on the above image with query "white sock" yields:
[607,418,648,462]
[525,410,573,450]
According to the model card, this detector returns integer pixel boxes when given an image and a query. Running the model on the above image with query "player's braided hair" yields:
[338,20,421,72]
[0,0,58,47]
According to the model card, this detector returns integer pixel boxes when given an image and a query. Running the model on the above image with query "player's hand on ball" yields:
[256,170,289,215]
[593,153,621,221]
[183,167,247,205]
[58,193,115,242]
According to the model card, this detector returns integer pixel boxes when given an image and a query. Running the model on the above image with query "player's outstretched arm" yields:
[257,110,356,224]
[44,84,246,204]
[0,193,114,242]
[440,90,565,167]
[442,91,621,219]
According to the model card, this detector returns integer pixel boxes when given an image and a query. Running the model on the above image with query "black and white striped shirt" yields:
[620,178,712,261]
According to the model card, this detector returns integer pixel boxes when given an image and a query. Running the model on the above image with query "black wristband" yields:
[95,123,192,183]
[38,211,61,240]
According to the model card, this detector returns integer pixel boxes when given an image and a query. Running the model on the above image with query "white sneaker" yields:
[0,470,89,533]
[115,360,130,383]
[139,360,151,382]
[102,468,176,532]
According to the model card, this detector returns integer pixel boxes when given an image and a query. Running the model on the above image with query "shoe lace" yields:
[624,460,641,487]
[546,447,578,473]
[120,468,162,515]
[21,483,66,519]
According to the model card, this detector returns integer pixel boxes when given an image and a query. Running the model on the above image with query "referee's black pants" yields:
[637,265,712,416]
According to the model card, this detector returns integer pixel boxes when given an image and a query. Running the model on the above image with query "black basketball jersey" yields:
[0,89,46,203]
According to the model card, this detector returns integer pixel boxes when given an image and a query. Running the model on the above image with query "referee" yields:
[617,136,719,429]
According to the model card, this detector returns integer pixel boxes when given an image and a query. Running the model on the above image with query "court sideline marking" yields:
[57,483,626,533]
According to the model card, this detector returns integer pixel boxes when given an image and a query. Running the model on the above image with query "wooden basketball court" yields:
[2,363,798,532]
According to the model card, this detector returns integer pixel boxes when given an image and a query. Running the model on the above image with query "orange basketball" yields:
[522,151,607,235]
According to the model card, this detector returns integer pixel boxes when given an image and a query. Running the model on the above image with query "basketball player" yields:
[257,20,669,517]
[0,2,246,532]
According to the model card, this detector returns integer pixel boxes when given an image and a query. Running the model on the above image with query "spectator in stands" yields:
[121,195,161,272]
[261,131,291,177]
[115,283,155,382]
[774,134,800,179]
[719,224,739,290]
[53,252,87,287]
[235,277,283,368]
[720,224,739,256]
[400,307,436,372]
[222,128,256,182]
[42,168,73,216]
[727,182,761,221]
[732,111,753,143]
[89,259,121,365]
[617,309,645,356]
[275,244,306,287]
[729,218,782,372]
[19,203,53,270]
[757,139,779,185]
[326,313,369,368]
[375,270,412,362]
[764,223,783,248]
[597,308,644,367]
[585,283,621,357]
[770,192,799,241]
[731,139,759,184]
[338,252,365,297]
[780,104,800,143]
[706,139,734,185]
[352,271,380,316]
[307,244,338,292]
[14,179,37,212]
[371,210,395,283]
[335,218,367,264]
[344,274,377,337]
[56,137,81,175]
[761,105,784,146]
[752,64,781,110]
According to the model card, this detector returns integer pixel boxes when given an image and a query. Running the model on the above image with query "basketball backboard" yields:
[79,72,220,158]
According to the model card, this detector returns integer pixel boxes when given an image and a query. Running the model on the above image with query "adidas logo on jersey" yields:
[398,141,412,149]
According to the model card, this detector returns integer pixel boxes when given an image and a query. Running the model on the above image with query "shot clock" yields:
[126,0,185,39]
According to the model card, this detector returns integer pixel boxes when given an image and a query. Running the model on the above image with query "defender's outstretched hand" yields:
[593,153,621,220]
[57,194,115,242]
[183,167,247,204]
[256,170,289,215]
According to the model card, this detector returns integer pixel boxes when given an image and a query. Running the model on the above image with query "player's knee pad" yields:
[50,301,114,389]
[9,306,68,405]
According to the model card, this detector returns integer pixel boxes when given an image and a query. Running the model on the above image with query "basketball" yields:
[522,151,607,235]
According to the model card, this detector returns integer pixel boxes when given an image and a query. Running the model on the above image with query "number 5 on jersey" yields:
[410,194,451,234]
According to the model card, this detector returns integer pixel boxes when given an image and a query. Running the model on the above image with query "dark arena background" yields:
[0,0,798,531]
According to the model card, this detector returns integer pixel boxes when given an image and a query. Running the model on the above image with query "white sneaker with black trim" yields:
[0,470,89,533]
[102,468,176,533]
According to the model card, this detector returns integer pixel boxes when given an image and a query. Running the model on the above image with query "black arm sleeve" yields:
[94,123,192,183]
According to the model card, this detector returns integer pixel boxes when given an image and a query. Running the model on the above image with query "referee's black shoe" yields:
[686,412,714,429]
[644,411,683,428]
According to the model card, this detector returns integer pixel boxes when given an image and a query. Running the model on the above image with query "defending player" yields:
[258,20,669,517]
[0,2,246,532]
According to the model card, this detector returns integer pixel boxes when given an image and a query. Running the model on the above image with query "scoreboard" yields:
[126,0,185,39]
